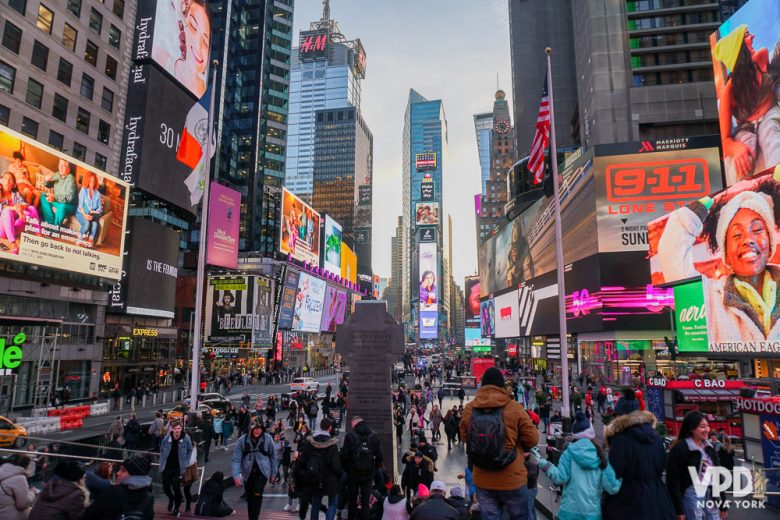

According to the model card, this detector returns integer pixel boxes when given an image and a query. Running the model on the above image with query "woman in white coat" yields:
[0,455,36,520]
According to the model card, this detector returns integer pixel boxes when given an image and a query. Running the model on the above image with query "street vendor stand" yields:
[735,395,780,509]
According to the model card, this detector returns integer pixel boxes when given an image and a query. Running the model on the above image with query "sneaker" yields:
[168,499,174,512]
[283,504,291,511]
[291,505,299,512]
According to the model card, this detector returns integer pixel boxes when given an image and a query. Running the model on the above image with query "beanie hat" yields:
[572,411,595,440]
[481,367,505,388]
[122,454,152,476]
[714,24,747,73]
[417,484,430,497]
[55,460,85,482]
[614,395,640,417]
[450,486,464,498]
[716,191,776,266]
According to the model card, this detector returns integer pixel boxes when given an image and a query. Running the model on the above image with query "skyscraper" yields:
[474,112,493,193]
[388,215,403,323]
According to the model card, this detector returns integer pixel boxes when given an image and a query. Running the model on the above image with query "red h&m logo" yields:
[638,141,655,153]
[500,306,512,321]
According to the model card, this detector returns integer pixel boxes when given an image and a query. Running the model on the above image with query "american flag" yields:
[529,76,550,185]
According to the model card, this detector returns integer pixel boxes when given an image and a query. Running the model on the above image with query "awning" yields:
[676,388,741,402]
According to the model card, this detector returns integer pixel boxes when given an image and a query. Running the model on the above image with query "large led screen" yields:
[480,298,495,336]
[205,276,255,341]
[253,276,274,348]
[206,182,240,269]
[341,243,357,284]
[0,126,129,280]
[710,0,780,186]
[124,218,179,318]
[420,310,438,340]
[494,290,520,339]
[277,270,300,330]
[419,242,438,312]
[292,272,327,333]
[464,276,480,328]
[133,0,212,99]
[320,285,347,332]
[280,188,321,266]
[465,327,491,347]
[415,202,440,225]
[322,215,342,275]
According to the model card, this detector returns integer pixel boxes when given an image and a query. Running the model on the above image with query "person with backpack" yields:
[531,411,621,520]
[123,413,141,452]
[231,422,279,520]
[305,397,319,431]
[415,434,438,467]
[459,367,538,520]
[340,416,383,520]
[159,420,193,517]
[294,417,343,520]
[81,454,154,520]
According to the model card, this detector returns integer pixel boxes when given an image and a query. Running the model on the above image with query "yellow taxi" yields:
[165,402,218,421]
[0,416,27,448]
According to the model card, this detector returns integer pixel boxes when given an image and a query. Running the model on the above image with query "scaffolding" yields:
[33,325,59,410]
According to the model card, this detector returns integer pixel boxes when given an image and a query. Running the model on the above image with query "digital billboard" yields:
[494,290,520,339]
[419,227,436,242]
[322,215,342,275]
[415,202,440,225]
[0,125,129,280]
[280,187,321,266]
[299,29,328,60]
[206,182,240,269]
[133,0,212,99]
[277,269,300,330]
[120,64,200,214]
[124,218,179,318]
[673,280,708,352]
[420,177,435,201]
[292,272,327,333]
[415,152,437,171]
[464,276,480,328]
[419,242,438,312]
[354,39,367,79]
[341,243,357,284]
[206,276,255,341]
[710,0,780,186]
[480,298,495,336]
[320,286,347,332]
[465,328,491,348]
[253,276,274,348]
[420,310,438,340]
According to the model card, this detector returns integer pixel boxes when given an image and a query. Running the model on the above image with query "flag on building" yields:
[529,76,550,185]
[177,84,215,205]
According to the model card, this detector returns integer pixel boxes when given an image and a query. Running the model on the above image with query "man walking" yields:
[123,413,141,452]
[340,416,383,520]
[159,420,193,517]
[305,395,319,431]
[294,417,342,520]
[232,422,278,520]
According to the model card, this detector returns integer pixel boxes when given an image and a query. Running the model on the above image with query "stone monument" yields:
[336,300,403,478]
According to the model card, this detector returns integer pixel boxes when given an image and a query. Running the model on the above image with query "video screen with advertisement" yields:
[280,188,321,266]
[320,285,347,332]
[292,272,327,333]
[205,276,255,340]
[465,327,491,347]
[253,276,274,348]
[277,270,300,330]
[341,243,357,284]
[206,182,240,269]
[464,276,480,328]
[133,0,212,99]
[480,298,495,336]
[0,125,129,280]
[415,202,440,225]
[322,215,342,276]
[494,289,520,339]
[124,218,179,318]
[420,310,438,339]
[710,0,780,186]
[419,242,438,312]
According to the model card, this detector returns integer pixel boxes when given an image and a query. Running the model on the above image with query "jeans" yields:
[475,484,529,520]
[527,486,537,520]
[347,478,372,520]
[75,211,99,239]
[683,486,720,520]
[246,472,268,520]
[162,469,183,508]
[299,492,338,520]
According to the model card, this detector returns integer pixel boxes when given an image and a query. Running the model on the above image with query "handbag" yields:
[182,463,199,485]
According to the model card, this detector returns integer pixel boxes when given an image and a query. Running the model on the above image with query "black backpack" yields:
[351,432,375,478]
[116,487,152,520]
[467,406,517,471]
[300,447,327,489]
[308,401,318,416]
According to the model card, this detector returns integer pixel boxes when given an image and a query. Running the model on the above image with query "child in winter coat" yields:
[532,412,621,520]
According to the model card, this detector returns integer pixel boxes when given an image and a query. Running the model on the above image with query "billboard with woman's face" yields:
[418,242,438,312]
[480,298,495,336]
[280,188,321,267]
[710,0,780,186]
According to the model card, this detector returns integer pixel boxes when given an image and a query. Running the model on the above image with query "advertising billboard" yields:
[419,242,438,312]
[415,152,437,171]
[280,187,321,266]
[464,276,481,328]
[253,277,274,348]
[420,310,438,340]
[133,0,212,99]
[465,327,491,347]
[0,125,129,280]
[649,170,780,353]
[120,64,199,214]
[674,280,708,352]
[341,243,357,284]
[320,286,348,332]
[419,227,436,242]
[593,137,723,253]
[206,276,255,340]
[415,202,440,225]
[480,298,495,336]
[420,178,435,201]
[277,270,300,330]
[124,218,179,318]
[292,272,327,333]
[710,0,780,186]
[322,215,342,275]
[206,182,240,269]
[354,39,367,79]
[299,29,328,60]
[494,289,520,339]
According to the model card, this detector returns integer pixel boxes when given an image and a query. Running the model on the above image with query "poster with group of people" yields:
[280,188,321,266]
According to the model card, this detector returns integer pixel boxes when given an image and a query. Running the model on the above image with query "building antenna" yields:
[496,72,499,91]
[322,0,330,21]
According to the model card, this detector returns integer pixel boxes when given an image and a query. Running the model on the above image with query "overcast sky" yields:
[291,0,513,285]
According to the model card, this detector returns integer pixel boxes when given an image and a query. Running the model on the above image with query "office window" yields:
[104,55,117,80]
[48,130,64,150]
[25,79,43,109]
[84,40,98,67]
[112,0,124,17]
[56,58,73,86]
[36,4,54,34]
[21,117,38,138]
[89,8,102,34]
[0,104,8,126]
[94,153,106,170]
[76,107,90,134]
[8,0,25,15]
[2,22,22,53]
[72,142,86,161]
[80,74,94,100]
[0,61,15,93]
[52,94,68,122]
[31,41,49,71]
[108,25,121,49]
[100,87,114,112]
[62,24,77,51]
[97,120,110,144]
[66,0,80,17]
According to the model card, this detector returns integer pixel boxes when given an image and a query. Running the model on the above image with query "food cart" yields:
[645,377,747,437]
[735,395,780,509]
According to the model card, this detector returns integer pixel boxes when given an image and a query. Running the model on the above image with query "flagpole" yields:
[546,48,571,427]
[189,60,218,411]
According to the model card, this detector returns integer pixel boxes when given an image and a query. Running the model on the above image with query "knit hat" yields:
[55,460,85,482]
[122,454,152,476]
[481,367,505,388]
[614,395,640,417]
[716,191,776,266]
[450,486,464,498]
[572,411,595,440]
[714,24,747,73]
[417,484,430,497]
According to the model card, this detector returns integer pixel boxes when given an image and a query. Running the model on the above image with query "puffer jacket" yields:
[381,495,409,520]
[294,432,343,497]
[459,384,539,490]
[543,438,621,520]
[29,477,87,520]
[0,463,35,520]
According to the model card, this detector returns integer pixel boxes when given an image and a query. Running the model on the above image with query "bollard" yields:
[152,394,157,406]
[142,395,147,408]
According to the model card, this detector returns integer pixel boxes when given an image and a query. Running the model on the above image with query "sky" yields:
[291,0,513,285]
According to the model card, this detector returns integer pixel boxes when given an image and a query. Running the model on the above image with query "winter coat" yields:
[340,421,383,482]
[543,438,621,520]
[29,477,87,520]
[430,409,443,429]
[231,432,279,482]
[123,419,141,444]
[381,495,409,520]
[445,496,470,520]
[294,432,343,497]
[444,415,458,438]
[603,411,675,520]
[0,463,35,520]
[80,475,154,520]
[459,384,539,491]
[222,417,235,439]
[409,494,458,520]
[158,433,193,476]
[106,420,123,440]
[666,438,724,515]
[400,459,433,494]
